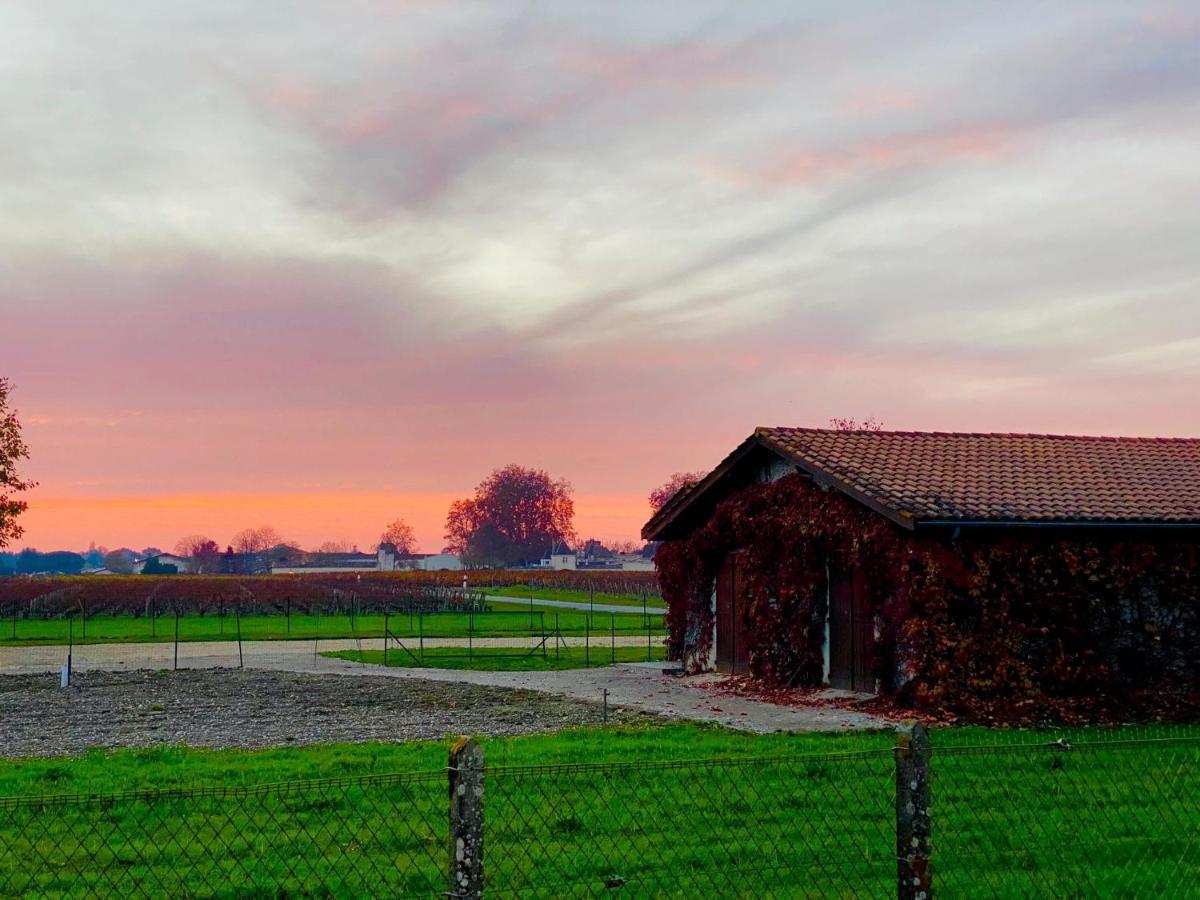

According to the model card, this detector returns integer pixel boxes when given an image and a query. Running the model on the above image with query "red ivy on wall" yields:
[655,473,1200,724]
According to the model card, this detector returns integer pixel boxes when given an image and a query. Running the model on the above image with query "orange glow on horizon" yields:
[16,491,654,554]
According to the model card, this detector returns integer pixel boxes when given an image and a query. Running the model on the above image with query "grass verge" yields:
[480,586,663,609]
[1,722,1196,896]
[0,604,663,647]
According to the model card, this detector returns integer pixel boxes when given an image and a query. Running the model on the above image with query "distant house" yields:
[271,551,378,574]
[644,427,1200,718]
[132,553,192,574]
[535,553,578,570]
[576,551,656,572]
[611,552,655,572]
[271,544,464,574]
[378,544,464,571]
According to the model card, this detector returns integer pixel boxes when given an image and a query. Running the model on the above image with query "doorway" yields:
[714,553,750,674]
[828,568,873,693]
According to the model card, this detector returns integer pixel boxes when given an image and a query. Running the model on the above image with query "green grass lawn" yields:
[480,585,664,609]
[0,603,663,647]
[323,643,669,671]
[1,722,1197,896]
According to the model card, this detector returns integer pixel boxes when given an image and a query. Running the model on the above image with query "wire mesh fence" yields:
[0,729,1197,897]
[930,736,1200,895]
[0,772,447,898]
[484,751,897,897]
[0,605,668,678]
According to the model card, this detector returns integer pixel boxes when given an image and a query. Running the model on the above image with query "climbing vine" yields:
[655,473,1200,724]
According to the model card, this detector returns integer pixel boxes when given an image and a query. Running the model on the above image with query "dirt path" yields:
[0,639,886,735]
[0,669,657,758]
[264,657,886,734]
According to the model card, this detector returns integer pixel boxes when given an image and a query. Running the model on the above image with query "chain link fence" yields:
[0,606,667,678]
[1,728,1197,897]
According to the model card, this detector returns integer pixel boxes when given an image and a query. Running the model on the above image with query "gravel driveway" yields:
[0,669,657,758]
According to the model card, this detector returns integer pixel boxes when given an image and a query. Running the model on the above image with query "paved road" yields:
[486,594,665,615]
[0,638,883,733]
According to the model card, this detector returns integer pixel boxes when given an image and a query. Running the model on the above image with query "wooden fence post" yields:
[448,737,485,898]
[895,720,932,899]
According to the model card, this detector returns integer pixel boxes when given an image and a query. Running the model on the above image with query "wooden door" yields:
[829,568,873,693]
[714,553,751,675]
[715,554,735,673]
[732,558,751,674]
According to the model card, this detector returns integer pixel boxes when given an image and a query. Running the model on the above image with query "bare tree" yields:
[316,540,353,553]
[231,525,283,554]
[609,539,642,554]
[175,534,214,558]
[183,537,222,574]
[649,471,706,514]
[380,518,417,555]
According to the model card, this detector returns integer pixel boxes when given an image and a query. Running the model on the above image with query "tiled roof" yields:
[757,427,1200,525]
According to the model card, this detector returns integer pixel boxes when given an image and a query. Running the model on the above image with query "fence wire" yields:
[0,773,446,898]
[0,735,1197,897]
[484,751,896,898]
[930,737,1200,896]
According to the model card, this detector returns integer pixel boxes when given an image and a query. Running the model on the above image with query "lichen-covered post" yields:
[448,736,485,898]
[895,720,932,899]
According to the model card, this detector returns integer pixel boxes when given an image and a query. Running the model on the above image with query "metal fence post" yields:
[235,605,244,669]
[895,720,932,900]
[174,609,180,671]
[448,737,485,899]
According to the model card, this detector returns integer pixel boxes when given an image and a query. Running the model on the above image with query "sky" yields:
[2,1,1199,554]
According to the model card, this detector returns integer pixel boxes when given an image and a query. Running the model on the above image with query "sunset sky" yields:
[3,1,1199,554]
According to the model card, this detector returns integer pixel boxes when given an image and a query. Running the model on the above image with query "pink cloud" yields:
[741,123,1018,188]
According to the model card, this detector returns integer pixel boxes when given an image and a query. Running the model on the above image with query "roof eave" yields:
[641,435,763,541]
[642,432,922,541]
[916,518,1200,530]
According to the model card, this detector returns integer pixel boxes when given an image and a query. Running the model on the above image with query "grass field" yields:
[0,601,664,647]
[1,722,1197,896]
[480,585,664,609]
[324,643,669,671]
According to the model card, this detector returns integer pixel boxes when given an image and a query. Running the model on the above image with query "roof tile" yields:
[757,427,1200,524]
